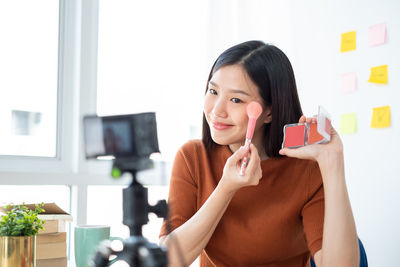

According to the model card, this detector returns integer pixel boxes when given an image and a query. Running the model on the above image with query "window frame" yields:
[0,0,71,172]
[0,0,168,226]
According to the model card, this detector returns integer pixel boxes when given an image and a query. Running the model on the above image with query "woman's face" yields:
[204,64,271,152]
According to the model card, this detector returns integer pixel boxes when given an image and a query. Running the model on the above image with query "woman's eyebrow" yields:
[208,81,219,87]
[228,89,250,96]
[208,81,250,96]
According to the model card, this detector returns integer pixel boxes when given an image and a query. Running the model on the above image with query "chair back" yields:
[310,238,368,267]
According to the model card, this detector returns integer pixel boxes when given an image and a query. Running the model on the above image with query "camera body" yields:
[83,112,159,160]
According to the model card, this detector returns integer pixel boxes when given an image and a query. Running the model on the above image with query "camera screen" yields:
[84,112,159,159]
[103,120,132,155]
[84,116,133,158]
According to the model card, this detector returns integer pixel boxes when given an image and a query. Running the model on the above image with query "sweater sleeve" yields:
[159,142,198,237]
[301,161,325,256]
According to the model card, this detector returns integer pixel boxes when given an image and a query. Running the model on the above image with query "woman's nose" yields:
[212,99,228,118]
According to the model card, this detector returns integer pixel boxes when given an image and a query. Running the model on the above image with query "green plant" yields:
[0,203,45,236]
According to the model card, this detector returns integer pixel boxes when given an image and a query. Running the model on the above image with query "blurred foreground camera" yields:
[83,112,168,267]
[83,113,159,160]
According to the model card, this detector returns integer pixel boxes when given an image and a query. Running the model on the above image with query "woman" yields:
[160,40,359,267]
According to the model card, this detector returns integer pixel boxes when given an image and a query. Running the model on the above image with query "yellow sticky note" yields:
[340,31,356,52]
[340,113,357,134]
[368,65,388,84]
[371,106,390,128]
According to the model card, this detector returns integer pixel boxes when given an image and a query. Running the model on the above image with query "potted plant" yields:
[0,203,45,267]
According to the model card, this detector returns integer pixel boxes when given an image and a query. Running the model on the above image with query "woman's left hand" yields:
[279,115,344,166]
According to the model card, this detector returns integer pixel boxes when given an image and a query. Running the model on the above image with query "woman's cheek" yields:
[203,96,215,116]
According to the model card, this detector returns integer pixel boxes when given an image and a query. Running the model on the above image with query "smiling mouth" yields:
[212,122,233,130]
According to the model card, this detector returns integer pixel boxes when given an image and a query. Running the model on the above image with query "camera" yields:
[83,112,159,160]
[83,112,168,267]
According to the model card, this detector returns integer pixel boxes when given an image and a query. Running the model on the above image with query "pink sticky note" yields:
[340,72,357,93]
[368,23,387,47]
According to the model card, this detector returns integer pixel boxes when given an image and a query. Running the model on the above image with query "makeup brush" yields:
[240,101,263,175]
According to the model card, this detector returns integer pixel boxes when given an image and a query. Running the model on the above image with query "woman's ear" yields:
[263,108,272,124]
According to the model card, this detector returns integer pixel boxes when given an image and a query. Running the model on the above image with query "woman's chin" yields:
[210,135,231,146]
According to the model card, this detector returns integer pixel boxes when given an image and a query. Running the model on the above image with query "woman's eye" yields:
[209,88,217,95]
[231,98,242,103]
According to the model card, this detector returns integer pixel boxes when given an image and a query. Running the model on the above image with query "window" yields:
[0,1,59,157]
[97,0,208,161]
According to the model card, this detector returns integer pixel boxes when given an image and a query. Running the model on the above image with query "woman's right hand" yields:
[219,143,262,194]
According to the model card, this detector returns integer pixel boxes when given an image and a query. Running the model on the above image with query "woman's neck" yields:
[228,141,268,160]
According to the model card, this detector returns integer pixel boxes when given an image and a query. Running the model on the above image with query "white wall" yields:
[206,0,296,66]
[209,0,400,266]
[291,1,400,266]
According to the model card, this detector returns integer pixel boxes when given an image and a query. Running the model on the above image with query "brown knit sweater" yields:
[160,140,324,267]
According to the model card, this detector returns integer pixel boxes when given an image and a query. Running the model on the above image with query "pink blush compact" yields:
[282,124,306,148]
[281,106,332,149]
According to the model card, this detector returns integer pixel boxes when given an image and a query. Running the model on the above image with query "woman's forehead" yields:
[210,65,260,96]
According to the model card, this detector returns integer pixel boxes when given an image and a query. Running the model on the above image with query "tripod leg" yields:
[91,240,114,267]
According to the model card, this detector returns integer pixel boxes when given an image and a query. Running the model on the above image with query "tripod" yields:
[92,158,168,267]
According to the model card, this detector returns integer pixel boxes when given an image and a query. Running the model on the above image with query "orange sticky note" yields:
[371,106,390,128]
[368,65,388,84]
[340,31,356,52]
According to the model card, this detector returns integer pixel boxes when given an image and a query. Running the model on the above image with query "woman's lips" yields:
[212,121,233,130]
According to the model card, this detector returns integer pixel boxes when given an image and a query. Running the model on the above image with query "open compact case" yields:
[282,106,332,149]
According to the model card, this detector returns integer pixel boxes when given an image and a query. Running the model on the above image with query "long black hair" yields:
[202,40,303,157]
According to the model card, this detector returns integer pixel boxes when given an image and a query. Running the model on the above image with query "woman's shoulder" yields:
[175,139,212,166]
[173,140,209,180]
[178,139,206,155]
